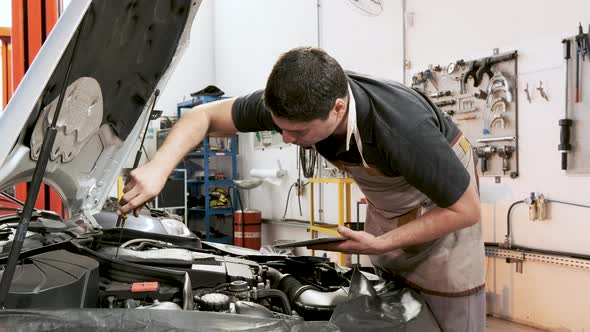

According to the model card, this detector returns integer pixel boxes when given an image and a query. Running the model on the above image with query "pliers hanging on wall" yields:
[575,23,590,103]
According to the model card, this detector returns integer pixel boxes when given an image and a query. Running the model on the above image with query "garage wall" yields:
[404,0,590,330]
[213,0,403,224]
[5,1,588,328]
[155,0,215,116]
[0,1,11,110]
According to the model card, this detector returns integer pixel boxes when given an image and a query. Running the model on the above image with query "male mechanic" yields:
[119,47,485,331]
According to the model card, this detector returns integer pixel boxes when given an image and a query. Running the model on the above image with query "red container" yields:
[234,210,262,250]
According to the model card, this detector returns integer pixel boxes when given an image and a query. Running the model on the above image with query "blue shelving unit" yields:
[177,97,237,245]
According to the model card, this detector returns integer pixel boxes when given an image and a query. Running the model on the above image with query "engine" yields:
[0,210,369,321]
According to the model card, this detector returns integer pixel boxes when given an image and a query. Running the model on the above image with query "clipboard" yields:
[273,237,347,248]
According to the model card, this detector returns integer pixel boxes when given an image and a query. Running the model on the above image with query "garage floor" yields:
[487,316,545,331]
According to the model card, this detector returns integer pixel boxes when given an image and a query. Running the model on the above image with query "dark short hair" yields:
[264,47,348,122]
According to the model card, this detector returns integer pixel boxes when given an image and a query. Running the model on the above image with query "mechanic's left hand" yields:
[308,226,388,255]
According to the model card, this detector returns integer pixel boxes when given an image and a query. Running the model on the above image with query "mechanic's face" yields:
[272,98,347,147]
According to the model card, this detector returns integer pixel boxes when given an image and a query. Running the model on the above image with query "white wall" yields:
[211,0,590,329]
[213,0,403,224]
[213,0,318,222]
[404,0,590,330]
[155,0,215,116]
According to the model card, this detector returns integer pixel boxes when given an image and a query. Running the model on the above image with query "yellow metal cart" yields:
[309,177,354,266]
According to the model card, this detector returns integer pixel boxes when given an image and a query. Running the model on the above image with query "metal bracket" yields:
[485,246,590,271]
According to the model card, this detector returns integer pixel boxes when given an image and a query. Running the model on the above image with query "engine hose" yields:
[121,238,165,249]
[277,275,348,311]
[211,282,231,293]
[265,267,284,287]
[255,288,292,315]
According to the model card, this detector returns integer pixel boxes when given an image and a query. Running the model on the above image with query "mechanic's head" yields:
[265,47,348,147]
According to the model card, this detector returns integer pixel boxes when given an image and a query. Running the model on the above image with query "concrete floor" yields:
[487,316,545,331]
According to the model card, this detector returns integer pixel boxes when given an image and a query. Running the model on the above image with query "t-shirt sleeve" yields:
[231,89,278,132]
[382,118,471,208]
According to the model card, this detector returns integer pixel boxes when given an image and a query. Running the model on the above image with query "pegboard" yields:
[563,32,590,174]
[412,51,519,179]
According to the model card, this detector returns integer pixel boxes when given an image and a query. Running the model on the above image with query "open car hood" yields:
[0,0,200,222]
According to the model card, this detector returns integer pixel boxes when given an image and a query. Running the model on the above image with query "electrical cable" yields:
[282,183,297,220]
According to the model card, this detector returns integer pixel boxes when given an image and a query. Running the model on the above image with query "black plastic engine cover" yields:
[0,250,99,308]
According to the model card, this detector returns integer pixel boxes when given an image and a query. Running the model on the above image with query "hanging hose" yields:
[282,182,297,220]
[505,197,590,247]
[299,147,317,178]
[505,200,525,245]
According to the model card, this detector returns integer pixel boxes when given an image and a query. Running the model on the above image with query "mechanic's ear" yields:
[334,98,347,119]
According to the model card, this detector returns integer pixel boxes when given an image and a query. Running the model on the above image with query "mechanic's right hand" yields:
[118,161,169,217]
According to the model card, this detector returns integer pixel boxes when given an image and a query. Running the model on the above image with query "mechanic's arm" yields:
[311,181,480,255]
[118,98,237,215]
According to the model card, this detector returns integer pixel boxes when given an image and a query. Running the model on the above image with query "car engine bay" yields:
[0,199,429,325]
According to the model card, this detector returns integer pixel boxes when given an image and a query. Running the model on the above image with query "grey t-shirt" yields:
[231,71,470,208]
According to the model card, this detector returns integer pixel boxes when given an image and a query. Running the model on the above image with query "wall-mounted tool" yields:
[475,52,518,84]
[429,90,452,98]
[447,62,458,74]
[459,73,466,94]
[411,72,426,91]
[456,115,479,121]
[461,99,474,111]
[423,69,439,92]
[475,146,496,173]
[575,23,590,103]
[524,83,532,103]
[474,89,487,100]
[537,81,549,101]
[434,100,456,108]
[497,146,514,175]
[463,52,518,88]
[486,72,513,105]
[489,114,506,130]
[431,90,452,98]
[447,60,465,75]
[490,97,508,114]
[560,39,573,170]
[476,136,516,143]
[463,61,482,87]
[443,110,455,116]
[475,57,494,84]
[458,108,479,114]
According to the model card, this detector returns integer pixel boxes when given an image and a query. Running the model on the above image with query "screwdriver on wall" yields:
[559,39,573,171]
[115,89,161,258]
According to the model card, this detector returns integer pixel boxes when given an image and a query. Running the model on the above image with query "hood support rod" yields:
[0,15,86,309]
